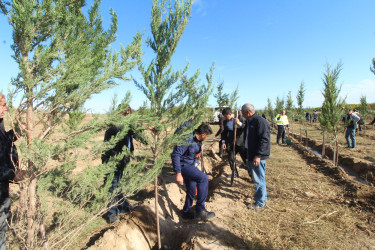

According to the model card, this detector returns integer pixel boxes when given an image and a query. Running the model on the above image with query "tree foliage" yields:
[266,98,273,119]
[296,81,306,115]
[370,58,375,75]
[213,81,229,107]
[1,0,143,248]
[318,63,346,140]
[228,85,239,109]
[286,91,294,111]
[274,96,285,115]
[359,95,368,114]
[134,0,213,177]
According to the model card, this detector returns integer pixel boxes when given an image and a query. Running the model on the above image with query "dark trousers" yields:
[181,165,209,213]
[370,117,375,125]
[277,125,286,144]
[228,144,247,173]
[0,198,11,250]
[218,140,223,156]
[105,159,130,219]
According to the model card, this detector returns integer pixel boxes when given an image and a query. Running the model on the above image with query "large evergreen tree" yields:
[134,0,213,247]
[0,0,143,248]
[318,63,345,165]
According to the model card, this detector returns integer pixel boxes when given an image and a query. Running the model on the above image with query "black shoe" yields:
[181,210,195,220]
[247,203,264,210]
[196,209,215,221]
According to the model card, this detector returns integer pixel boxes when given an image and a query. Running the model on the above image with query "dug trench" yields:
[287,131,375,186]
[83,134,375,249]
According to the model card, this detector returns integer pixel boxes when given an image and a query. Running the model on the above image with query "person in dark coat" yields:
[171,123,215,221]
[214,115,225,157]
[221,108,247,177]
[242,103,270,210]
[102,105,148,223]
[0,94,22,249]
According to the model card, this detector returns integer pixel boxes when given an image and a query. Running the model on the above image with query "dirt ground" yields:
[82,132,375,250]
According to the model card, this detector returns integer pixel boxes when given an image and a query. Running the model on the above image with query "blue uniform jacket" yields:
[171,136,201,174]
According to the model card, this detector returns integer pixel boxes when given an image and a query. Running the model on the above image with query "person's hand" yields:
[253,157,261,166]
[176,173,183,185]
[222,143,226,150]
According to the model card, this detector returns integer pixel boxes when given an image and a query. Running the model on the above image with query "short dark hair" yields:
[195,122,213,135]
[117,104,132,113]
[222,108,232,116]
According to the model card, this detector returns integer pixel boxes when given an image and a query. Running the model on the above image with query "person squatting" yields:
[171,123,216,221]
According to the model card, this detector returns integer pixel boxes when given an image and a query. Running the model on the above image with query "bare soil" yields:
[81,132,375,250]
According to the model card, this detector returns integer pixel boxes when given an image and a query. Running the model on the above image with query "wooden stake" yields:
[155,177,161,249]
[322,131,326,157]
[333,137,337,166]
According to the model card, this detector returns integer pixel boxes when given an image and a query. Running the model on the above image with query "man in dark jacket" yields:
[242,103,270,210]
[0,94,19,249]
[221,108,247,177]
[214,115,225,157]
[102,106,148,223]
[171,123,215,221]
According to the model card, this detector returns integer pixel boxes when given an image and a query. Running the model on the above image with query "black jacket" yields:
[0,119,17,205]
[221,116,246,147]
[101,124,147,164]
[244,113,270,160]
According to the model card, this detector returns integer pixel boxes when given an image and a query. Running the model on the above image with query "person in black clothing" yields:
[214,115,225,157]
[0,94,23,249]
[242,103,270,210]
[221,108,247,178]
[261,113,267,120]
[102,105,148,223]
[370,117,375,125]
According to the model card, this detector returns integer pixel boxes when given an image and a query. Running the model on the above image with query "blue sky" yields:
[1,0,375,113]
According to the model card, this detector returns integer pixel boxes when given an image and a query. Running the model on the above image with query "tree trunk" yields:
[39,216,49,250]
[300,127,302,143]
[305,129,308,147]
[335,139,339,167]
[27,177,37,248]
[322,131,326,157]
